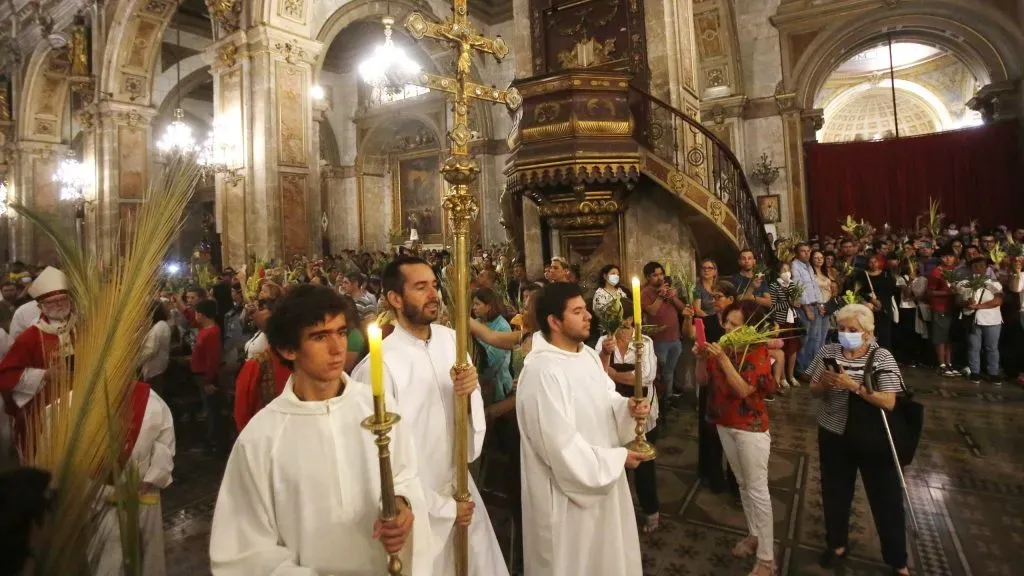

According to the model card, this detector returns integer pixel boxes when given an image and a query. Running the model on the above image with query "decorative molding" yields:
[206,0,242,34]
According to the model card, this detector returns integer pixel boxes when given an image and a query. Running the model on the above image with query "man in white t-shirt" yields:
[957,257,1003,384]
[1009,256,1024,385]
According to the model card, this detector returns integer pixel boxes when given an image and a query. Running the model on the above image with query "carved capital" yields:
[206,0,242,34]
[97,101,158,127]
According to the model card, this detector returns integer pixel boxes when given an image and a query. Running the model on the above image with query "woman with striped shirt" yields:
[808,303,909,575]
[768,261,800,387]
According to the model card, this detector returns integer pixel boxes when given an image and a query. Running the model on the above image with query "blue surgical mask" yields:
[837,331,864,350]
[607,274,620,286]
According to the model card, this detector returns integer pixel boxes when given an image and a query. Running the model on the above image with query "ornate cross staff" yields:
[403,3,521,574]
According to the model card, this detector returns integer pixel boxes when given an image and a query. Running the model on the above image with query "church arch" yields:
[18,45,71,143]
[790,1,1024,111]
[155,66,214,120]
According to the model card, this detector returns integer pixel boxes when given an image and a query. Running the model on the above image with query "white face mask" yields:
[779,271,792,282]
[607,274,620,286]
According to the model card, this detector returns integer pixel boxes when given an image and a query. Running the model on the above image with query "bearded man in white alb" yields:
[516,282,650,576]
[352,255,507,575]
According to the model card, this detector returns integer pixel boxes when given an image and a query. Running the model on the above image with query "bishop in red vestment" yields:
[0,266,75,455]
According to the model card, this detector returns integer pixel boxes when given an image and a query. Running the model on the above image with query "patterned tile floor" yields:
[161,368,1024,575]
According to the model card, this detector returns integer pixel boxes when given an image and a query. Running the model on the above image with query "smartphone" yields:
[695,318,707,349]
[822,357,840,372]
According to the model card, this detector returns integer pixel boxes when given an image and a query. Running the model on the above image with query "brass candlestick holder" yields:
[626,326,656,459]
[361,394,404,576]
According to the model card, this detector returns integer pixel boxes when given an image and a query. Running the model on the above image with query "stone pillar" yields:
[11,141,67,264]
[646,0,701,118]
[91,101,157,267]
[322,165,360,253]
[775,90,808,234]
[206,26,323,268]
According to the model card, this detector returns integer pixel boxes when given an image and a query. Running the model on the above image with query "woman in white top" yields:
[592,264,629,316]
[595,316,660,533]
[140,300,173,395]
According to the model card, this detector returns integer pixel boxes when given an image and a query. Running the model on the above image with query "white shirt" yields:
[515,332,642,576]
[210,376,432,576]
[9,300,40,339]
[592,286,627,315]
[139,321,172,380]
[244,331,268,359]
[957,279,1003,326]
[593,334,659,433]
[351,323,507,576]
[1011,272,1024,311]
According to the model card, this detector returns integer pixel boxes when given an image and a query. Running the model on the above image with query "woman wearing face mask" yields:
[593,264,629,316]
[768,261,800,387]
[808,304,909,575]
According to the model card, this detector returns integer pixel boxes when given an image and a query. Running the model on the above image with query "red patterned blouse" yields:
[705,345,775,432]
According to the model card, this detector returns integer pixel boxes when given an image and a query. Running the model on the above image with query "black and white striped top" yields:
[808,342,904,435]
[768,281,796,324]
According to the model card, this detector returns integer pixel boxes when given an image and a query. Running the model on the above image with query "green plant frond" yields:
[21,154,201,575]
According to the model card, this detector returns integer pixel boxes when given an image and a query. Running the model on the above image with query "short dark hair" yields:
[266,284,347,370]
[0,466,53,576]
[968,256,988,267]
[472,287,503,321]
[151,300,168,325]
[344,270,364,285]
[721,300,765,327]
[195,299,218,320]
[738,249,755,259]
[935,247,956,258]
[597,264,619,288]
[642,261,663,278]
[534,282,584,338]
[185,286,207,299]
[381,255,432,300]
[716,281,738,300]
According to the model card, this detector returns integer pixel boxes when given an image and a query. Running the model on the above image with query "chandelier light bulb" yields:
[359,16,422,89]
[311,85,325,100]
[54,156,88,203]
[0,182,8,217]
[157,108,196,154]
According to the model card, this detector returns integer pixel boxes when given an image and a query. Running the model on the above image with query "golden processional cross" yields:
[403,2,521,574]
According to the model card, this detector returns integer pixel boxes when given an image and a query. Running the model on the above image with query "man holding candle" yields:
[517,282,651,576]
[210,284,431,575]
[351,255,507,576]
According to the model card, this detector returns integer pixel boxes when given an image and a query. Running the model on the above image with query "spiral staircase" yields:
[505,70,773,269]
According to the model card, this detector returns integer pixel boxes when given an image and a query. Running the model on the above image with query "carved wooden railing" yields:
[628,87,776,266]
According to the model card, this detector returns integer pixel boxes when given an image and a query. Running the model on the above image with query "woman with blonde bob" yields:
[808,303,909,576]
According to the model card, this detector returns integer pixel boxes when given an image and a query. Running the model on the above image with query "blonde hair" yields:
[834,303,875,333]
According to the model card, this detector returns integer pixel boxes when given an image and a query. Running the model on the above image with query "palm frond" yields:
[16,153,201,575]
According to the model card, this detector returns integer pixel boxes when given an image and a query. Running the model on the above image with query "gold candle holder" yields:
[362,394,404,576]
[626,325,656,459]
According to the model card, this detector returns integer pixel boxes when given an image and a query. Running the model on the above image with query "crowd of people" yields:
[0,220,1019,576]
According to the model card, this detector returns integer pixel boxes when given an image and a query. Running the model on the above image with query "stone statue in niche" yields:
[69,18,89,77]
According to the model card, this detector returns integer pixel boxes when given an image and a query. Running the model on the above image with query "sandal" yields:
[641,512,660,534]
[731,535,758,557]
[747,558,776,576]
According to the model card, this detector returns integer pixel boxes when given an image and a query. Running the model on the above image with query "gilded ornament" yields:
[533,102,561,123]
[0,84,10,122]
[69,21,89,77]
[206,0,241,33]
[708,199,726,224]
[584,98,615,117]
[281,0,305,20]
[218,44,239,69]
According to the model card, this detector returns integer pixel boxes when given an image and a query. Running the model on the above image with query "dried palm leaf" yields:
[15,154,201,575]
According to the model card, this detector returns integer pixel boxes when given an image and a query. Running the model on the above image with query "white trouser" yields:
[717,425,774,563]
[93,498,166,576]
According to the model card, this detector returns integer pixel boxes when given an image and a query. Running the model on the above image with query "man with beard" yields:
[516,282,650,576]
[351,255,507,576]
[0,267,76,453]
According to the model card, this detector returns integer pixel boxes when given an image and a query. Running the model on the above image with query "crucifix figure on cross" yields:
[401,2,520,575]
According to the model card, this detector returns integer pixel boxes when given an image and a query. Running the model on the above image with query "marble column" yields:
[776,91,808,234]
[205,26,323,268]
[11,141,66,264]
[91,100,158,267]
[646,0,701,118]
[322,165,359,253]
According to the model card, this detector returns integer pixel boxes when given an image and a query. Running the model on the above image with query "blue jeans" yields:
[967,323,1001,377]
[653,340,684,397]
[796,307,828,372]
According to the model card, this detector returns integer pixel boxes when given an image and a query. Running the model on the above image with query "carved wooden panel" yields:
[529,0,648,88]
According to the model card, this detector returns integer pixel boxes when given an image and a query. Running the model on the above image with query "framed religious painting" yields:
[757,194,781,224]
[392,151,445,245]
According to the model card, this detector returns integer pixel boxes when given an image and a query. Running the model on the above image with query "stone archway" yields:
[788,1,1024,111]
[18,46,71,143]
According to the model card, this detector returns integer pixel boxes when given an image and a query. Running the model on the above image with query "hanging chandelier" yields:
[156,108,196,155]
[358,16,421,91]
[0,181,8,217]
[55,152,88,202]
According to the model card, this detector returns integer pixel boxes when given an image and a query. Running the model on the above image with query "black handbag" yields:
[843,346,924,467]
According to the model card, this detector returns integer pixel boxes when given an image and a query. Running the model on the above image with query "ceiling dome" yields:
[820,87,941,143]
[834,42,941,76]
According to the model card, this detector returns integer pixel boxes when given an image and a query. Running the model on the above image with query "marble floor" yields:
[160,368,1024,575]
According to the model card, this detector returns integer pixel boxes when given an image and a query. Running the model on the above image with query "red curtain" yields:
[806,123,1023,235]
